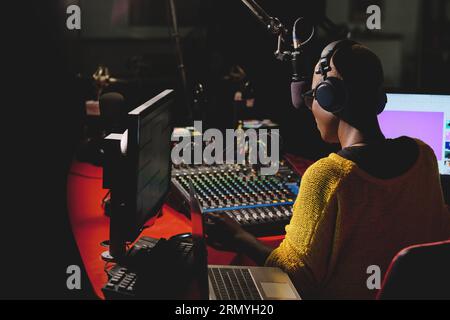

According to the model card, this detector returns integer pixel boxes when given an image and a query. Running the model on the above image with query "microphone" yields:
[238,1,314,109]
[99,92,125,133]
[291,81,308,110]
[290,45,308,109]
[290,18,313,109]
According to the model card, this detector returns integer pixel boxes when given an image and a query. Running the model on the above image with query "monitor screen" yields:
[126,89,174,239]
[379,93,450,175]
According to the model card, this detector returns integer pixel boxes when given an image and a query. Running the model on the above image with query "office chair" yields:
[377,240,450,300]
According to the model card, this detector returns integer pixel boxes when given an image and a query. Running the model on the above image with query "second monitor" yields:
[379,93,450,176]
[103,89,174,260]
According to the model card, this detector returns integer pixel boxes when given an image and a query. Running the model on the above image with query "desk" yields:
[67,155,312,299]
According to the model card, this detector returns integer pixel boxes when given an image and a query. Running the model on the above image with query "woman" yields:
[205,41,450,299]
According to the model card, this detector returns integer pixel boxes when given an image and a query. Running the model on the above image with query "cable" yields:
[293,17,315,49]
[104,261,115,277]
[101,190,111,209]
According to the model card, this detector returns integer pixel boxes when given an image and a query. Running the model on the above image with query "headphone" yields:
[314,39,387,116]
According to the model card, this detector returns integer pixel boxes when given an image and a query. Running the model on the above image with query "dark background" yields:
[3,0,450,299]
[72,0,450,158]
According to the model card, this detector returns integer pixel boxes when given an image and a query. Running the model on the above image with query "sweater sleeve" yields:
[265,156,353,298]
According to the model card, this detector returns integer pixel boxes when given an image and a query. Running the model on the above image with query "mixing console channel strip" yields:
[169,161,301,236]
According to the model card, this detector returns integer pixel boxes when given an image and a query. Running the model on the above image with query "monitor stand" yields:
[101,251,115,262]
[100,188,129,262]
[101,133,128,262]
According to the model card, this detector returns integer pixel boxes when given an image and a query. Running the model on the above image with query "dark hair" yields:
[332,44,385,122]
[332,44,384,91]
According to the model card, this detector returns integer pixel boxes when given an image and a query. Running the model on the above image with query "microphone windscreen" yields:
[99,92,124,118]
[291,81,307,109]
[100,92,125,132]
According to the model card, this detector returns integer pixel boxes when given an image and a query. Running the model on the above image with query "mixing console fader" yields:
[169,161,301,236]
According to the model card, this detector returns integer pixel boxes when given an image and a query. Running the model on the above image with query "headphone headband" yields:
[318,39,358,78]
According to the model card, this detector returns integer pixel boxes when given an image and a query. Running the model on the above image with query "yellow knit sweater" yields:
[265,139,450,299]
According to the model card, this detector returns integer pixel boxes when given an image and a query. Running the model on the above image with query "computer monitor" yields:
[379,93,450,176]
[103,89,174,260]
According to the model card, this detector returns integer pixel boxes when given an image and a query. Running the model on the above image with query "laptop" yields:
[188,181,301,300]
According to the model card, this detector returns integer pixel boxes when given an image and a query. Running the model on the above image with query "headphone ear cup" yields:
[315,77,348,114]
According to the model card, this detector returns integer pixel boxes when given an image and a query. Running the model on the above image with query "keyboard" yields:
[102,236,194,299]
[208,267,262,300]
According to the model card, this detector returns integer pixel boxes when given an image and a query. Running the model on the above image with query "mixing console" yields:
[169,161,301,236]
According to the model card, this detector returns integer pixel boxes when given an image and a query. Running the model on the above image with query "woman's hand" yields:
[205,212,274,265]
[205,212,255,251]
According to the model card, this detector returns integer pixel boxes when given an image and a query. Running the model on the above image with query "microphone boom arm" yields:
[240,0,287,37]
[239,0,307,62]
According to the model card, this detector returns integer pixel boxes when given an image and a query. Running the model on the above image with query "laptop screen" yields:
[379,93,450,175]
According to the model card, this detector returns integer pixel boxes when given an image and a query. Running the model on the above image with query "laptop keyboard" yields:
[208,267,262,300]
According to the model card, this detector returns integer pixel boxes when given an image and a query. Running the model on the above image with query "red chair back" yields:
[377,240,450,299]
